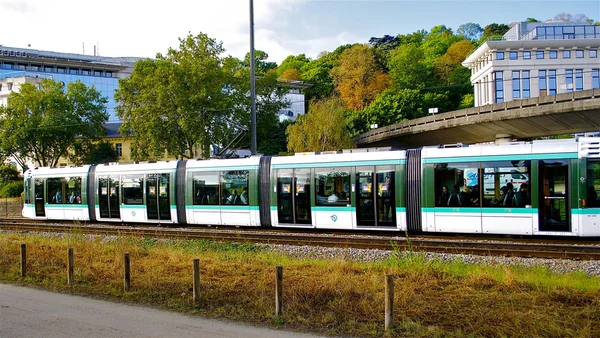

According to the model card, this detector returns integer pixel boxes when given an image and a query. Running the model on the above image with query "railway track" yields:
[1,219,600,260]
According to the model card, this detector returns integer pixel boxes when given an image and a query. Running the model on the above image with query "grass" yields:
[1,232,599,337]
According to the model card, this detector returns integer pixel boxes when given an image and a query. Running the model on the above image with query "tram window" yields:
[586,160,600,207]
[315,167,350,206]
[481,161,530,207]
[192,172,219,205]
[47,178,65,204]
[122,175,143,205]
[221,170,249,205]
[24,178,32,204]
[434,162,480,207]
[65,177,82,203]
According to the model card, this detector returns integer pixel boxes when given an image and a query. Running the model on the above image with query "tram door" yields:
[356,166,395,226]
[98,176,121,219]
[539,160,570,232]
[34,178,45,217]
[146,173,171,221]
[276,169,311,225]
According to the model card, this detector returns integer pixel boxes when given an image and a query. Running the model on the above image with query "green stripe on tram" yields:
[423,152,578,164]
[272,159,405,169]
[572,209,600,215]
[423,207,538,214]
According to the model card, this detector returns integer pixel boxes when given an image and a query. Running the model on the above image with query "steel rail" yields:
[2,222,599,260]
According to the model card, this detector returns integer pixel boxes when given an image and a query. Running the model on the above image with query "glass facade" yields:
[593,69,600,89]
[494,71,503,103]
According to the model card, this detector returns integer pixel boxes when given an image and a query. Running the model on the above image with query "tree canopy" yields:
[0,79,108,168]
[286,97,354,152]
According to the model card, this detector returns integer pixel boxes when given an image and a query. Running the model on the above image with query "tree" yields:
[434,40,474,85]
[116,33,237,160]
[456,23,483,41]
[276,54,311,77]
[552,13,592,23]
[0,164,20,186]
[526,17,539,23]
[388,43,430,90]
[300,52,336,102]
[242,50,277,76]
[483,23,510,38]
[421,25,463,62]
[330,44,390,110]
[71,140,118,165]
[279,68,302,81]
[286,97,354,152]
[0,79,108,168]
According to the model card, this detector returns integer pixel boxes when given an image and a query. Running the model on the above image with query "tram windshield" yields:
[586,159,600,207]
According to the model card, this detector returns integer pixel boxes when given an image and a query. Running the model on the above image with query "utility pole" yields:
[249,0,257,155]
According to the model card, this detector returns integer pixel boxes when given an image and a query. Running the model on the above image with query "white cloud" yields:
[1,0,330,63]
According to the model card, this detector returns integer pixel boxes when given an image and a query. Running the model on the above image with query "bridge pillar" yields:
[495,134,513,144]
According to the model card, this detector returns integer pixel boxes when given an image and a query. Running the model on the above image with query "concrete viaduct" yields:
[353,89,600,148]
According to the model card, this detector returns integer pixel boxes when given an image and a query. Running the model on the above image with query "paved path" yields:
[0,284,322,338]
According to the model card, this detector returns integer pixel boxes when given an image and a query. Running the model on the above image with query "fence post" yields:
[20,243,26,277]
[275,266,283,317]
[385,274,394,331]
[124,252,130,292]
[67,248,74,286]
[193,259,200,305]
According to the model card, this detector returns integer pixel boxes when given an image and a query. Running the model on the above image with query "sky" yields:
[1,0,599,64]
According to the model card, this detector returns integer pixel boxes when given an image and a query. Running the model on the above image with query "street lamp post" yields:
[249,0,257,155]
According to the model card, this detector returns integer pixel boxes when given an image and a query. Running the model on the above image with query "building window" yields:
[563,50,571,58]
[536,51,544,59]
[522,71,530,98]
[7,83,12,91]
[2,63,13,70]
[496,52,504,60]
[523,51,531,59]
[576,50,584,58]
[566,69,573,92]
[539,70,546,95]
[575,69,583,91]
[592,69,599,89]
[510,51,518,60]
[549,50,557,59]
[591,50,598,58]
[105,71,113,78]
[82,69,90,75]
[512,71,520,99]
[494,71,504,103]
[57,67,66,74]
[69,68,78,75]
[116,143,122,157]
[549,70,556,95]
[44,66,54,73]
[94,70,102,77]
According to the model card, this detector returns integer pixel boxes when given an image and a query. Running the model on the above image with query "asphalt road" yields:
[0,284,322,338]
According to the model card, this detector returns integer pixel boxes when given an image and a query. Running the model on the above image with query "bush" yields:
[0,181,24,198]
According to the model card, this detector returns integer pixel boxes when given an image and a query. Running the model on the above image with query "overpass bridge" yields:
[353,89,600,148]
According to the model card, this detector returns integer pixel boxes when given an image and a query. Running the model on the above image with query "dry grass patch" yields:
[1,232,598,337]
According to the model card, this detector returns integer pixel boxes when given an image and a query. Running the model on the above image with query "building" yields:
[462,22,600,107]
[276,79,311,122]
[0,46,141,121]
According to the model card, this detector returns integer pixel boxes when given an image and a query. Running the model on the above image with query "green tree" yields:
[526,17,539,23]
[242,50,277,76]
[287,97,354,152]
[71,140,119,165]
[116,33,237,160]
[276,54,310,77]
[388,43,430,90]
[0,79,108,168]
[433,39,474,85]
[0,164,20,186]
[483,23,510,38]
[421,25,463,62]
[300,52,336,102]
[330,44,390,110]
[456,23,483,41]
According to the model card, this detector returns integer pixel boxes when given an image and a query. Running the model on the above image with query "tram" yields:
[22,137,600,237]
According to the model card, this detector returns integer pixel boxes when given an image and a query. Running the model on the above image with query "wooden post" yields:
[123,252,130,292]
[20,244,26,278]
[193,259,200,305]
[67,248,74,286]
[385,274,394,331]
[275,266,283,317]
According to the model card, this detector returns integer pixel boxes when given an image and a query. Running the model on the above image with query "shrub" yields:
[0,181,24,197]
